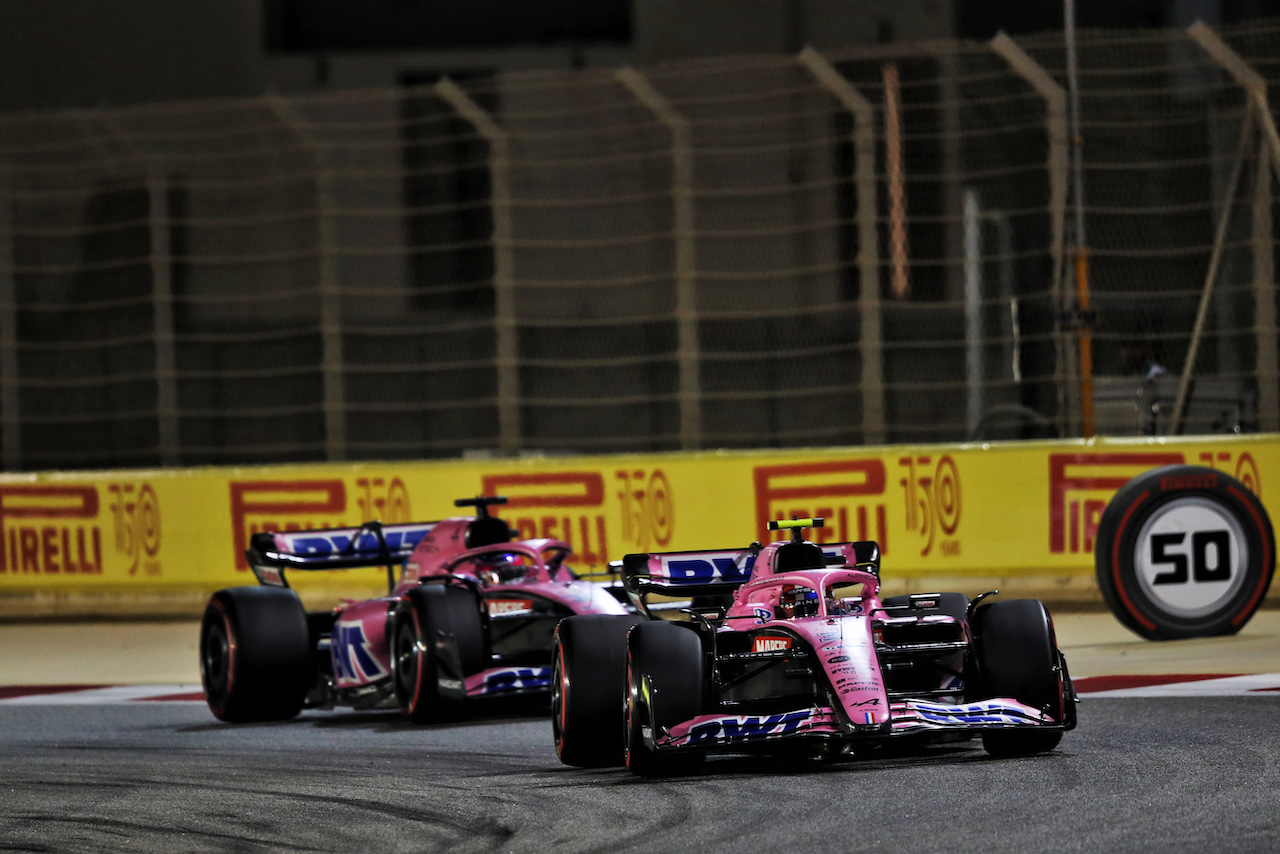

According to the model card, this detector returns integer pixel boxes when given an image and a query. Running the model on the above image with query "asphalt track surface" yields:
[3,613,1280,853]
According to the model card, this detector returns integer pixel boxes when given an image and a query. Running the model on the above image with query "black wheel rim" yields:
[201,619,230,703]
[395,621,421,705]
[551,646,566,751]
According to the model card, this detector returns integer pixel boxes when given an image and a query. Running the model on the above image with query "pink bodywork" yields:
[648,538,1054,750]
[327,518,625,692]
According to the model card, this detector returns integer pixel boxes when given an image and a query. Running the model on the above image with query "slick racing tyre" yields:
[1094,465,1275,640]
[200,586,312,723]
[393,584,486,723]
[552,614,643,768]
[625,621,706,777]
[972,599,1064,757]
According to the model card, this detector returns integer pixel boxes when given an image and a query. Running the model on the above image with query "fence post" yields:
[267,96,346,461]
[797,47,886,445]
[615,66,702,451]
[989,32,1072,437]
[434,78,521,456]
[147,167,180,466]
[0,175,17,471]
[1185,20,1280,432]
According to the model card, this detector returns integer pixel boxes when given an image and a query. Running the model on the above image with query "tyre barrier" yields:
[1094,465,1276,640]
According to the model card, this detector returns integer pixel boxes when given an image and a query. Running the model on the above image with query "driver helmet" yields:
[779,585,819,619]
[477,553,525,586]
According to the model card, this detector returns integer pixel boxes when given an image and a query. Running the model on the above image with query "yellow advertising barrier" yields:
[1,434,1276,613]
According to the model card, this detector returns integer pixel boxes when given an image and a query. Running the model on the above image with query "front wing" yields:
[654,698,1061,751]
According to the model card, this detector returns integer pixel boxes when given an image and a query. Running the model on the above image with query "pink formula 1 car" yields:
[551,518,1077,776]
[200,497,629,723]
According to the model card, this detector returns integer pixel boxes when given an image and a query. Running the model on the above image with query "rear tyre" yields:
[972,599,1064,757]
[552,615,643,767]
[393,584,486,723]
[200,586,312,723]
[625,621,706,777]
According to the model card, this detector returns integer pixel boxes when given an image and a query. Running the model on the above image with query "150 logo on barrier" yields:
[898,455,961,557]
[108,483,162,576]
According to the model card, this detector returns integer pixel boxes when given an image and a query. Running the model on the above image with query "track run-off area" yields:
[3,610,1280,852]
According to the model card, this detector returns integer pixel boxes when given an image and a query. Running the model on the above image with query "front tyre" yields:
[972,599,1064,757]
[200,586,312,723]
[393,584,486,723]
[625,621,706,777]
[552,615,643,767]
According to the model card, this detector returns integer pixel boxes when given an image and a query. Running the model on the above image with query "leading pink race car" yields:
[200,496,629,723]
[551,517,1078,775]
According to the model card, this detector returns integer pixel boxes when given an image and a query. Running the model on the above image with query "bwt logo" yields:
[686,710,811,744]
[1,485,103,575]
[1049,453,1183,553]
[483,667,552,694]
[229,478,411,570]
[481,472,610,565]
[277,526,431,558]
[753,460,888,551]
[661,552,756,585]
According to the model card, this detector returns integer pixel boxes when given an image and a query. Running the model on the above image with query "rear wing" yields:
[621,539,881,615]
[621,546,760,616]
[245,520,436,589]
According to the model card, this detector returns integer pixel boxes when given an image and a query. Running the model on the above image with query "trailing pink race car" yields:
[200,496,630,723]
[551,518,1077,776]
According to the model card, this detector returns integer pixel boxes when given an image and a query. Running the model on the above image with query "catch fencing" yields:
[1,20,1279,470]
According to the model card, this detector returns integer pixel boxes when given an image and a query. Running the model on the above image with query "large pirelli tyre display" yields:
[552,614,644,768]
[200,586,313,723]
[1095,465,1275,641]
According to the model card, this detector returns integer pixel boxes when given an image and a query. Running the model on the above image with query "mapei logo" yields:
[481,472,610,565]
[753,459,888,550]
[1,485,103,575]
[660,551,756,585]
[482,667,551,695]
[686,710,812,745]
[230,478,411,570]
[332,621,387,684]
[487,598,534,616]
[752,635,792,653]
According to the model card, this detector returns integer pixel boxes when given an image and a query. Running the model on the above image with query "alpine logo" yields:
[487,598,534,616]
[752,635,792,653]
